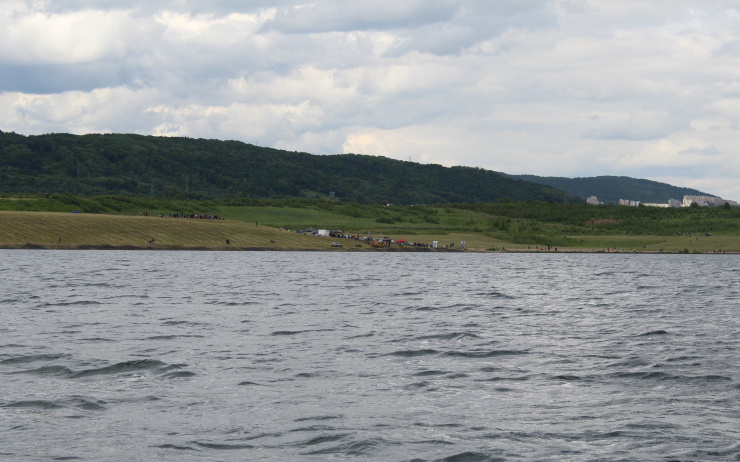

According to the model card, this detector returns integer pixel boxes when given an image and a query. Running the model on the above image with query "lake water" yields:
[0,250,738,461]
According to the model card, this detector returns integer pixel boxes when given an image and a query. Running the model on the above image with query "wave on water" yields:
[416,333,481,341]
[207,301,260,306]
[478,291,516,299]
[413,370,449,377]
[162,370,197,379]
[69,359,170,378]
[1,251,737,461]
[2,400,64,409]
[237,381,267,386]
[191,441,255,450]
[608,371,733,382]
[153,443,198,451]
[443,349,528,358]
[387,349,440,357]
[299,436,391,457]
[437,453,506,462]
[42,300,103,307]
[0,353,71,364]
[271,330,306,336]
[158,320,212,328]
[2,396,107,412]
[6,357,196,380]
[294,415,343,422]
[10,365,74,377]
[637,329,670,336]
[145,334,205,340]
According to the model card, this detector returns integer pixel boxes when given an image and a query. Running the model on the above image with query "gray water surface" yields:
[1,251,738,461]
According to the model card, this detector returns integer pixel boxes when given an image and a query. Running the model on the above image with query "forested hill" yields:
[505,174,710,204]
[0,131,577,204]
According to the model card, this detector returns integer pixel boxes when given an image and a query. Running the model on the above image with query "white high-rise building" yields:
[683,195,724,207]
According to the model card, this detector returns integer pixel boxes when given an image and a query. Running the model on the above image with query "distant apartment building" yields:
[586,195,734,207]
[682,195,725,207]
[642,198,681,208]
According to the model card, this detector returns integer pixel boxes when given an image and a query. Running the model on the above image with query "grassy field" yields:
[0,211,351,251]
[572,234,740,253]
[1,210,737,252]
[213,205,488,233]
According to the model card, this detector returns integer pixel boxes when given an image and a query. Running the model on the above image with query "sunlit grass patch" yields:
[0,211,343,250]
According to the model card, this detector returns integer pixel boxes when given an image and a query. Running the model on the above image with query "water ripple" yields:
[0,251,736,461]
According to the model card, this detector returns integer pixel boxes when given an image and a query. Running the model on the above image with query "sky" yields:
[2,1,740,200]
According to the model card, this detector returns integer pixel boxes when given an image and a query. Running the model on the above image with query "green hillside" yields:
[506,174,711,204]
[0,131,575,204]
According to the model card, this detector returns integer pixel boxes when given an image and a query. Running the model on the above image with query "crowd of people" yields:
[168,213,225,220]
[139,211,225,220]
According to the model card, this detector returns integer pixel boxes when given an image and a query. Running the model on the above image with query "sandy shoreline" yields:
[0,243,459,252]
[1,243,735,254]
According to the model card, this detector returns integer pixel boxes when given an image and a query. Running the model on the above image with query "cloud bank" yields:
[2,0,740,199]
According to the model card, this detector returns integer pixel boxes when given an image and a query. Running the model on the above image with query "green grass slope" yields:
[0,211,350,250]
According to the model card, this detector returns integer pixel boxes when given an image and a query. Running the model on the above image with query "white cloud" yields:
[585,110,690,141]
[2,0,740,200]
[154,10,271,45]
[0,8,139,64]
[265,0,459,34]
[616,138,722,169]
[145,99,326,141]
[0,86,160,133]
